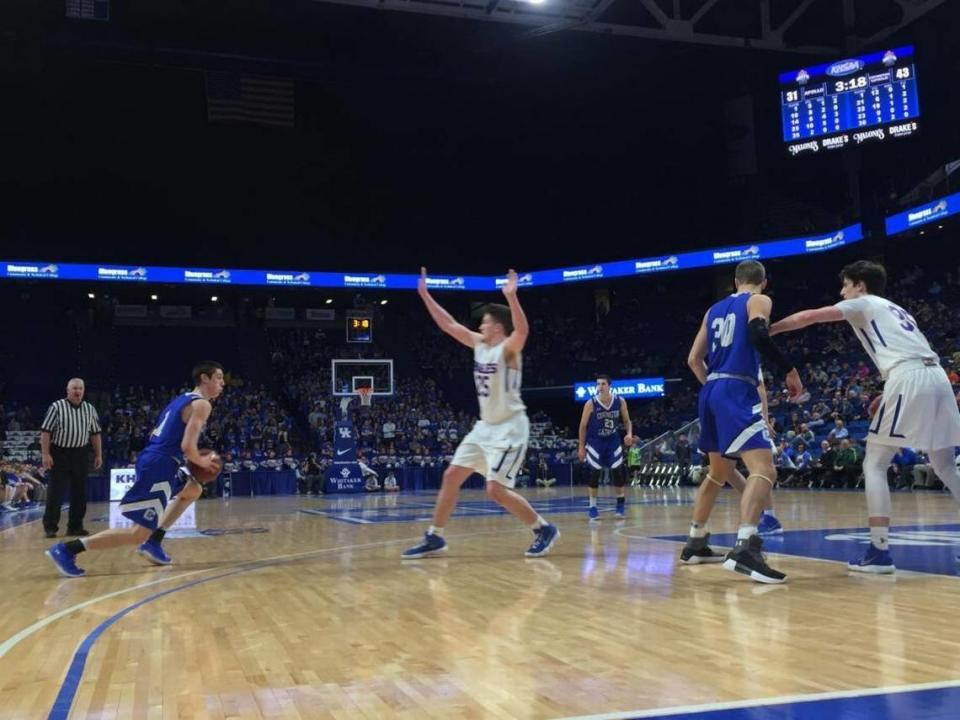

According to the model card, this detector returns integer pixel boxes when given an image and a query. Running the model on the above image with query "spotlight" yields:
[325,298,333,304]
[87,293,95,299]
[380,299,388,305]
[211,295,219,302]
[150,294,158,301]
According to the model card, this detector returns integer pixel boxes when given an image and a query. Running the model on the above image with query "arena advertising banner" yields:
[0,223,862,291]
[573,377,666,402]
[885,191,960,236]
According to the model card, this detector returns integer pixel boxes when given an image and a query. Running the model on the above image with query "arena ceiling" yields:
[303,0,944,53]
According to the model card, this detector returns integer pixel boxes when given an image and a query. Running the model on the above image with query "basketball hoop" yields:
[357,387,373,407]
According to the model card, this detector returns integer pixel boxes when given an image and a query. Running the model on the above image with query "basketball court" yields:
[5,486,960,719]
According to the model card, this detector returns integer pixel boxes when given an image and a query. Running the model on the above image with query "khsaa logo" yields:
[827,59,864,77]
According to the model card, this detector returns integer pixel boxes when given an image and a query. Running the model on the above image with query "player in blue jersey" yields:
[577,375,633,520]
[681,260,803,584]
[45,362,225,577]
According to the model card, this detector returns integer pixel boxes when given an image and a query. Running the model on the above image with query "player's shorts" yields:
[452,413,530,488]
[867,361,960,450]
[698,378,770,458]
[585,436,623,469]
[118,451,183,530]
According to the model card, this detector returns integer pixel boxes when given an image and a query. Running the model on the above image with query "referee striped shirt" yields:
[40,399,102,449]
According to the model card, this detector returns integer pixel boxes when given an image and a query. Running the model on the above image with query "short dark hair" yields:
[734,260,766,286]
[840,260,887,295]
[481,304,514,335]
[596,374,611,384]
[192,361,224,385]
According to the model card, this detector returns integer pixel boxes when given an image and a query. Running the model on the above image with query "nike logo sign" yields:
[337,449,352,456]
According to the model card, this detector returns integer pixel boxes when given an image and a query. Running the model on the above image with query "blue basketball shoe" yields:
[525,524,560,558]
[138,540,173,566]
[757,512,783,536]
[615,498,626,518]
[401,532,448,559]
[848,544,895,574]
[46,543,85,578]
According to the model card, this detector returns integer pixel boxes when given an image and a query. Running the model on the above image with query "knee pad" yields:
[588,469,602,489]
[706,473,725,488]
[747,473,775,487]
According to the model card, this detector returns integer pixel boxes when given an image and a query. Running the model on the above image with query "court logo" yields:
[825,530,960,547]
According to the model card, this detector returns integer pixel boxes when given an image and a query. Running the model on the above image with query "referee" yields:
[41,378,103,539]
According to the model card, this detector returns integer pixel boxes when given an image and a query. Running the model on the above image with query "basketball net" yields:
[357,388,373,407]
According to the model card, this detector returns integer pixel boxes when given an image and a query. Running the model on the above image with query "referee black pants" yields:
[43,446,90,534]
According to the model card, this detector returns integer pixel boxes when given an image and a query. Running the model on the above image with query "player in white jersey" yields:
[772,261,960,573]
[402,268,560,559]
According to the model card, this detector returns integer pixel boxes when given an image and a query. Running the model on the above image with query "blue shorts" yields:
[585,436,623,469]
[698,379,770,458]
[118,452,183,530]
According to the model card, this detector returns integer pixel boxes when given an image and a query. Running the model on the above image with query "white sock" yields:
[529,515,547,530]
[588,496,597,508]
[79,538,89,549]
[737,524,758,541]
[428,525,444,537]
[689,523,707,539]
[870,526,889,550]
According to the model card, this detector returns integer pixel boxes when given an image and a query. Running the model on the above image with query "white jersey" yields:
[473,341,525,424]
[835,295,938,380]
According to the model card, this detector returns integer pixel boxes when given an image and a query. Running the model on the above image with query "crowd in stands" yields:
[2,245,959,497]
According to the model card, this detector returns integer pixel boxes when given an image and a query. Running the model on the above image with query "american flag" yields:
[205,72,295,129]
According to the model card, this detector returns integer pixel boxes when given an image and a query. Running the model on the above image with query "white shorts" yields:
[867,363,960,450]
[451,414,530,488]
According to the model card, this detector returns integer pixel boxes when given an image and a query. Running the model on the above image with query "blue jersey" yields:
[587,395,622,441]
[705,293,760,380]
[142,392,204,460]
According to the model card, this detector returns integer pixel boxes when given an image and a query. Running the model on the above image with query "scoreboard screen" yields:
[346,315,373,343]
[780,46,920,156]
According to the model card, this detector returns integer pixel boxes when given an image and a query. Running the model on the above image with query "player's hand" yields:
[624,435,634,447]
[417,267,428,296]
[93,454,103,470]
[868,396,882,419]
[577,446,586,462]
[785,369,804,401]
[501,269,518,298]
[42,453,54,470]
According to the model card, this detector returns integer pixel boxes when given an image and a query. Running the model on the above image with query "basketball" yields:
[188,449,222,484]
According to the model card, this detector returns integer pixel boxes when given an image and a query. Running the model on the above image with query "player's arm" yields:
[577,400,592,461]
[769,306,845,336]
[181,400,214,468]
[619,399,634,447]
[686,312,709,385]
[746,294,803,400]
[417,266,482,349]
[500,269,530,358]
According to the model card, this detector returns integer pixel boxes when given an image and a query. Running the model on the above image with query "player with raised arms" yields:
[46,361,225,577]
[402,268,560,559]
[771,261,960,573]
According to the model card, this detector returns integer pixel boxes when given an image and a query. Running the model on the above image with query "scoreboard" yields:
[781,46,920,156]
